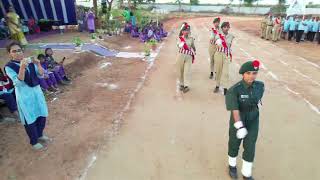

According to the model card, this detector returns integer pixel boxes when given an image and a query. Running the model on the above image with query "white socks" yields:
[228,157,253,177]
[241,160,253,177]
[228,156,237,167]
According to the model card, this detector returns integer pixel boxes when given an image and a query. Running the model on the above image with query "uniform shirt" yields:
[312,20,319,32]
[298,20,307,31]
[289,17,296,31]
[266,18,273,26]
[5,63,48,125]
[209,27,220,44]
[225,80,265,112]
[284,19,289,32]
[307,19,313,32]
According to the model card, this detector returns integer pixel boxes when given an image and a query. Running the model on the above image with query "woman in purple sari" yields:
[86,9,95,33]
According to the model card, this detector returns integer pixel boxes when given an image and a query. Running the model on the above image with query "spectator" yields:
[5,41,50,150]
[37,54,60,94]
[86,9,95,33]
[5,6,28,45]
[0,68,19,119]
[44,48,71,85]
[0,18,9,39]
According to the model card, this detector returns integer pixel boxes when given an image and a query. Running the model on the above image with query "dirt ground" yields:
[1,15,320,180]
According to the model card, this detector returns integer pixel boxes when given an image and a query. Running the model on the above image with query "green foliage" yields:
[270,4,287,15]
[91,33,97,39]
[148,39,157,46]
[144,43,151,56]
[243,0,258,6]
[72,37,83,47]
[190,0,199,5]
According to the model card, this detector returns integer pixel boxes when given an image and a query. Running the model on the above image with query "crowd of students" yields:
[0,41,71,150]
[261,14,320,44]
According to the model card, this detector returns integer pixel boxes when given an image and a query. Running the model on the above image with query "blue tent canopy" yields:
[0,0,77,25]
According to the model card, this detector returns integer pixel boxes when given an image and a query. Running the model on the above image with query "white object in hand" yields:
[178,42,185,48]
[234,121,248,139]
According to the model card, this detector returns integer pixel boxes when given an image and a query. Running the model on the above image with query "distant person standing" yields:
[86,9,95,33]
[208,17,221,79]
[265,14,273,40]
[288,16,296,41]
[301,16,308,41]
[5,6,28,46]
[272,16,281,42]
[260,15,268,39]
[282,16,290,39]
[296,16,306,43]
[310,17,319,42]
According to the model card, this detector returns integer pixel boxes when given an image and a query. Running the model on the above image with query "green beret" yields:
[239,60,260,74]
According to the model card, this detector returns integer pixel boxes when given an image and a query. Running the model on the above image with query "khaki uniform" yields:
[176,36,196,87]
[272,18,281,41]
[208,28,220,73]
[266,18,273,40]
[214,33,234,88]
[260,17,267,38]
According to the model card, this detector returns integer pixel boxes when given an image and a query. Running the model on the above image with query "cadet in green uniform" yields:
[225,60,265,180]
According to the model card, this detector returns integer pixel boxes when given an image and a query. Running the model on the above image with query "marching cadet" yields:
[265,14,273,40]
[225,60,265,180]
[272,16,281,42]
[260,15,268,39]
[176,23,196,93]
[213,22,234,95]
[209,17,221,79]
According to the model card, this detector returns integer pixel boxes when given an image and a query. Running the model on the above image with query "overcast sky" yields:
[76,0,320,6]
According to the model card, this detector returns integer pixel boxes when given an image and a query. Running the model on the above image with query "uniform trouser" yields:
[176,53,192,87]
[208,44,217,73]
[0,92,17,113]
[272,25,280,41]
[24,116,46,145]
[296,30,304,42]
[214,52,231,88]
[265,26,273,40]
[288,30,295,41]
[228,110,259,162]
[311,32,315,41]
[261,27,266,38]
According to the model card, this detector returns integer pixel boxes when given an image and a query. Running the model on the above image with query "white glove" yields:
[178,42,184,48]
[236,128,248,139]
[234,121,248,139]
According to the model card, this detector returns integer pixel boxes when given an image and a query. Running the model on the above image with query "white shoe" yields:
[39,135,52,143]
[32,143,44,150]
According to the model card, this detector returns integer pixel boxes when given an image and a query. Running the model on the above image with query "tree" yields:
[190,0,199,5]
[278,0,286,5]
[244,0,258,6]
[174,0,182,11]
[93,0,98,16]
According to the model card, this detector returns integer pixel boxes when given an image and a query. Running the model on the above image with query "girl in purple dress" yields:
[37,54,59,93]
[44,48,71,85]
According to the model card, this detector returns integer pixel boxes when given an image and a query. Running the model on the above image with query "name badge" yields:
[240,95,249,98]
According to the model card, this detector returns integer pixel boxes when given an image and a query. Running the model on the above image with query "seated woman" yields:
[37,54,59,93]
[44,48,71,85]
[159,23,168,37]
[131,26,139,38]
[5,41,50,150]
[0,68,19,119]
[28,18,40,34]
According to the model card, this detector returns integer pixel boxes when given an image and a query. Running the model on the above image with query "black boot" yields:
[209,72,213,79]
[243,176,254,180]
[183,86,190,93]
[229,166,238,179]
[179,85,184,91]
[213,86,219,93]
[224,88,228,95]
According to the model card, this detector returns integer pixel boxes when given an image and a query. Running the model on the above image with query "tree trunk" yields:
[93,0,98,16]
